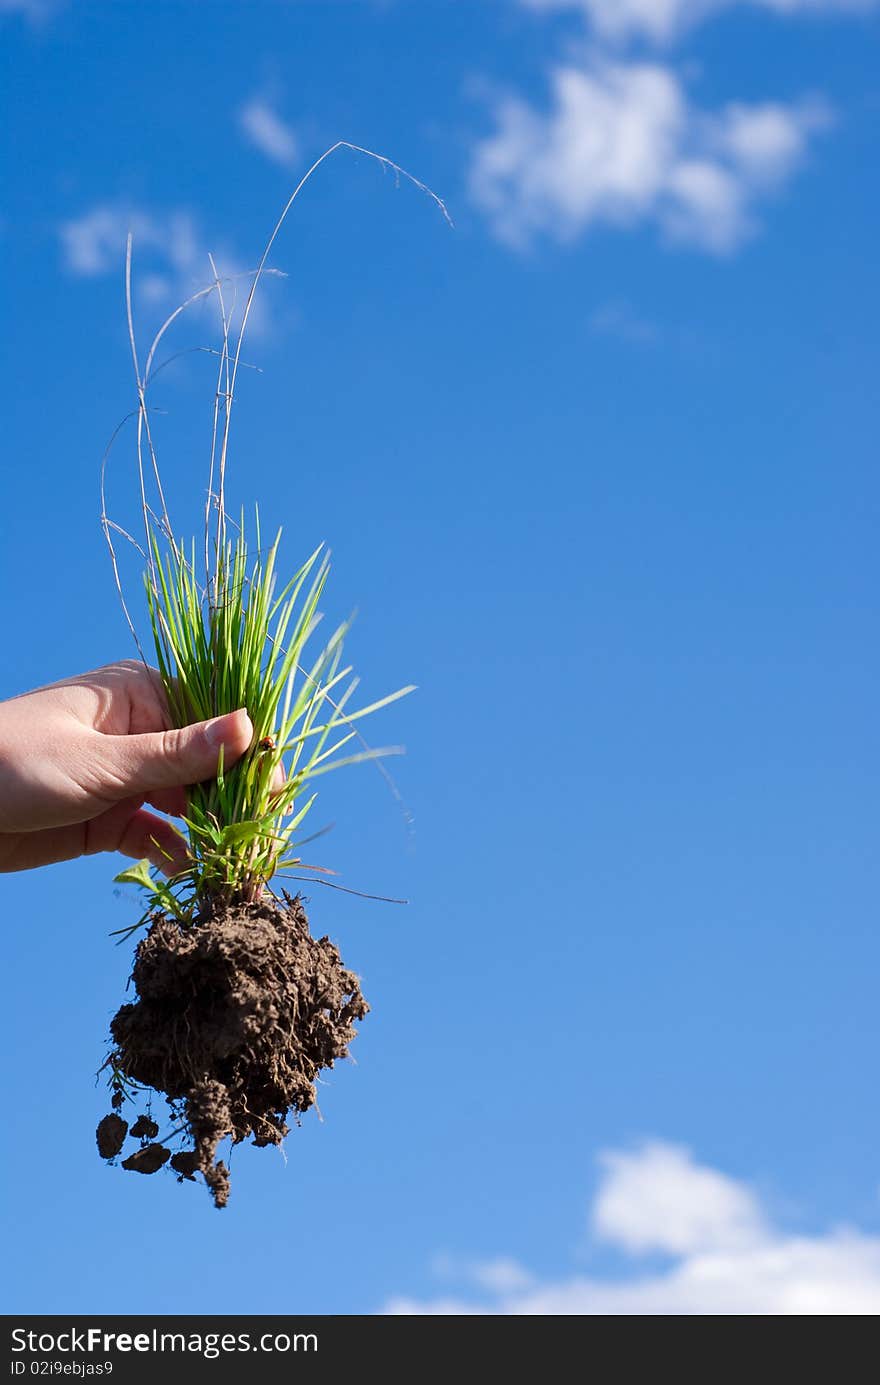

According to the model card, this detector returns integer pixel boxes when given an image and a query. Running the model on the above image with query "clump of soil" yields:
[97,894,367,1208]
[170,1150,199,1181]
[129,1114,159,1139]
[122,1143,170,1175]
[96,1114,127,1158]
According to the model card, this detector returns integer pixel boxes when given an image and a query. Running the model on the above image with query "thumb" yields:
[98,709,254,797]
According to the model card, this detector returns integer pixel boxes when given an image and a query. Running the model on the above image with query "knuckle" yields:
[158,726,186,762]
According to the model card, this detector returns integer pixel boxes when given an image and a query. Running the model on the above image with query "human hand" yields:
[0,660,253,874]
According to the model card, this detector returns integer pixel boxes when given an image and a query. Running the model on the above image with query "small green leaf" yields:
[113,859,155,892]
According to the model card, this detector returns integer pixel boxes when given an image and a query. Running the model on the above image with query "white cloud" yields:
[523,0,712,43]
[588,299,660,342]
[58,203,279,337]
[715,99,829,182]
[592,1141,767,1253]
[469,57,829,253]
[0,0,58,19]
[431,1253,535,1294]
[522,0,878,45]
[59,206,200,279]
[470,1258,536,1293]
[385,1140,880,1315]
[239,97,299,168]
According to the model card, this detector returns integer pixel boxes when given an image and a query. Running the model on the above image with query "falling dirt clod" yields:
[129,1114,159,1140]
[96,1114,128,1159]
[100,894,368,1207]
[121,1144,171,1175]
[169,1150,200,1181]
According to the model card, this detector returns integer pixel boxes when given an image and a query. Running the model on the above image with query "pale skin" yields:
[0,661,255,875]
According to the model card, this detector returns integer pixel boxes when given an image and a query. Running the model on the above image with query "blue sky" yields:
[1,0,878,1314]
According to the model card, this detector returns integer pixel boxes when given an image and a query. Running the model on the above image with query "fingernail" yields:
[205,709,249,749]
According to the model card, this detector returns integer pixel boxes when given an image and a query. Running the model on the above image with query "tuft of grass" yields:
[145,517,413,911]
[102,143,449,927]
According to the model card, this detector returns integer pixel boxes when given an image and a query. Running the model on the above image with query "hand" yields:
[0,660,253,874]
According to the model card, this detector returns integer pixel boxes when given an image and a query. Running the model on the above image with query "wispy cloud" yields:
[0,0,59,20]
[386,1140,880,1314]
[588,299,660,343]
[238,97,299,168]
[58,202,280,337]
[430,1253,536,1295]
[469,56,830,253]
[60,205,200,283]
[521,0,879,46]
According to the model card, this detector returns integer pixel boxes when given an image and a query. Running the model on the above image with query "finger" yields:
[148,762,281,818]
[118,810,190,874]
[0,824,86,873]
[145,786,188,817]
[0,804,189,875]
[95,709,254,799]
[85,800,189,874]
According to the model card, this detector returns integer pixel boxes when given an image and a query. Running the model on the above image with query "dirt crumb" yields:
[170,1151,200,1181]
[205,1160,231,1209]
[121,1144,171,1175]
[130,1115,159,1140]
[96,1114,128,1159]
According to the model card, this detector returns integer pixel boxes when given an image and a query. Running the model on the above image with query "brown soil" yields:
[169,1150,200,1181]
[129,1115,159,1140]
[96,1114,127,1158]
[98,894,368,1208]
[121,1143,171,1174]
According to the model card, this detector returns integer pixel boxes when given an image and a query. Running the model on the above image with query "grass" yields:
[143,518,413,911]
[102,143,449,926]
